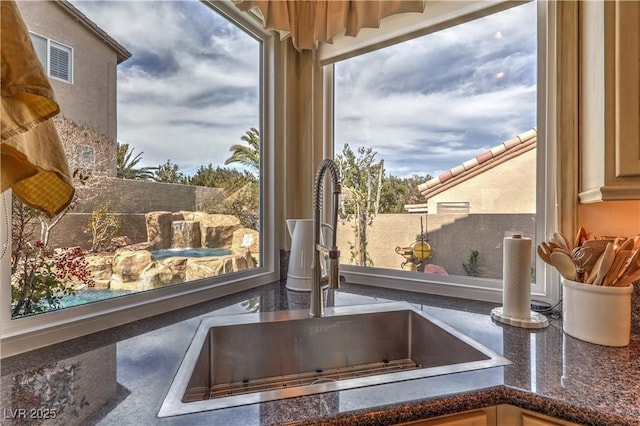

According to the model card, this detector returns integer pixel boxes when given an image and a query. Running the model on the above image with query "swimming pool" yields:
[59,289,135,308]
[151,247,232,260]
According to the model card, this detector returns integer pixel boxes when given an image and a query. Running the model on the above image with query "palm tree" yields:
[225,128,260,173]
[116,142,156,180]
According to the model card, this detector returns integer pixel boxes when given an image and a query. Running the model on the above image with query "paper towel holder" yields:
[490,306,549,329]
[490,234,549,329]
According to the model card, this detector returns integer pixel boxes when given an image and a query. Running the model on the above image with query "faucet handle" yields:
[328,253,340,289]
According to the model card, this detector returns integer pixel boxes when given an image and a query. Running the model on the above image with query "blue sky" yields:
[70,0,261,176]
[70,0,536,179]
[334,1,537,178]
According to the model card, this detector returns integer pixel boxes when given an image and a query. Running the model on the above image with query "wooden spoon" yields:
[550,251,577,280]
[574,226,586,249]
[603,250,631,286]
[591,243,615,286]
[616,237,634,252]
[611,248,640,287]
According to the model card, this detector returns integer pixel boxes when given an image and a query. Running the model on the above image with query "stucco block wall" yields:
[48,213,146,250]
[74,179,223,213]
[338,213,535,279]
[49,180,222,249]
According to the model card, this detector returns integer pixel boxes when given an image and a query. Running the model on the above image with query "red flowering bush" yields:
[11,243,94,318]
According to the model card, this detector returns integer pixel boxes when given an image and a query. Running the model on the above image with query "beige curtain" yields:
[1,0,74,217]
[234,0,425,50]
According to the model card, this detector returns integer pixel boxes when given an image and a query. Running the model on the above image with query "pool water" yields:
[59,289,134,308]
[151,248,232,260]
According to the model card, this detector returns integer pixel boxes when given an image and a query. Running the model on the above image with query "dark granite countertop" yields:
[2,281,640,426]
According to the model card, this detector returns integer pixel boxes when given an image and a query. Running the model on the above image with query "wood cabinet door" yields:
[522,413,564,426]
[397,409,491,426]
[614,0,640,178]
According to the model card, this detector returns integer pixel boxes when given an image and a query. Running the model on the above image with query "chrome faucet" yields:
[310,159,342,317]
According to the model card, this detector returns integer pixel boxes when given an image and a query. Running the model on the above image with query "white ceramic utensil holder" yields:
[562,278,633,347]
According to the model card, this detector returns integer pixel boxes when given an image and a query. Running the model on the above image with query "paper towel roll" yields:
[502,234,532,319]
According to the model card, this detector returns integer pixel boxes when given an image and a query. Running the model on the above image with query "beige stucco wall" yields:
[17,1,120,172]
[427,148,537,214]
[337,213,535,279]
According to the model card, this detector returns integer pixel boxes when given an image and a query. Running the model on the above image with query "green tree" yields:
[190,164,260,229]
[189,164,254,189]
[379,175,411,213]
[225,127,260,173]
[155,159,186,184]
[335,144,384,266]
[379,173,431,213]
[116,142,156,180]
[204,179,260,230]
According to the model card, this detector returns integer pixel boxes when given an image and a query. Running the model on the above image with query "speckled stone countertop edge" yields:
[282,386,633,426]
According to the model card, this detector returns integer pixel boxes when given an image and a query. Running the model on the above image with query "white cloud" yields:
[334,1,537,178]
[70,0,260,175]
[70,0,536,180]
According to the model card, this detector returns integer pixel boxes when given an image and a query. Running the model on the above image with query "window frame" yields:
[0,0,278,357]
[318,0,560,305]
[29,31,74,84]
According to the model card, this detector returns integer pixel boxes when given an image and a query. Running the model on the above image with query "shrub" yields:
[85,202,121,252]
[11,243,93,318]
[462,249,480,277]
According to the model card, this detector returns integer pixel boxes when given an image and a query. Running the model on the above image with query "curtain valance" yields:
[234,0,425,50]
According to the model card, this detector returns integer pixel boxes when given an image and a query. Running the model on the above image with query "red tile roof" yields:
[417,129,537,198]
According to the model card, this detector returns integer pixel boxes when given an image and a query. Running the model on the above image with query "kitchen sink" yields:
[158,302,510,417]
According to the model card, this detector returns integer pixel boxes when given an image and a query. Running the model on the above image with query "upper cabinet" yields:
[579,0,640,203]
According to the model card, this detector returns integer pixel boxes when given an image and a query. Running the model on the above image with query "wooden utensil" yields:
[590,243,615,286]
[552,232,571,251]
[616,237,634,252]
[550,251,577,280]
[537,244,553,265]
[574,226,586,249]
[611,248,640,287]
[603,250,631,286]
[580,239,611,276]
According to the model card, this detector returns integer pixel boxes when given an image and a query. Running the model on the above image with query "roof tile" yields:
[462,158,479,170]
[420,128,537,198]
[450,164,466,176]
[476,150,493,164]
[517,129,537,142]
[438,170,454,183]
[490,144,507,157]
[503,137,521,149]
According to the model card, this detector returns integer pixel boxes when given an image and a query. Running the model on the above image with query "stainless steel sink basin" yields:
[158,302,510,417]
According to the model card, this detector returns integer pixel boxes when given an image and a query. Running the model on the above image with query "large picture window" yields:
[9,1,267,321]
[330,1,546,299]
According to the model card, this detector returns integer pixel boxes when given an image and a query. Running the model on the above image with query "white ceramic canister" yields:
[562,278,633,347]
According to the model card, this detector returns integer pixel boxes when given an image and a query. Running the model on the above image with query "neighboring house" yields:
[17,0,131,176]
[414,129,537,215]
